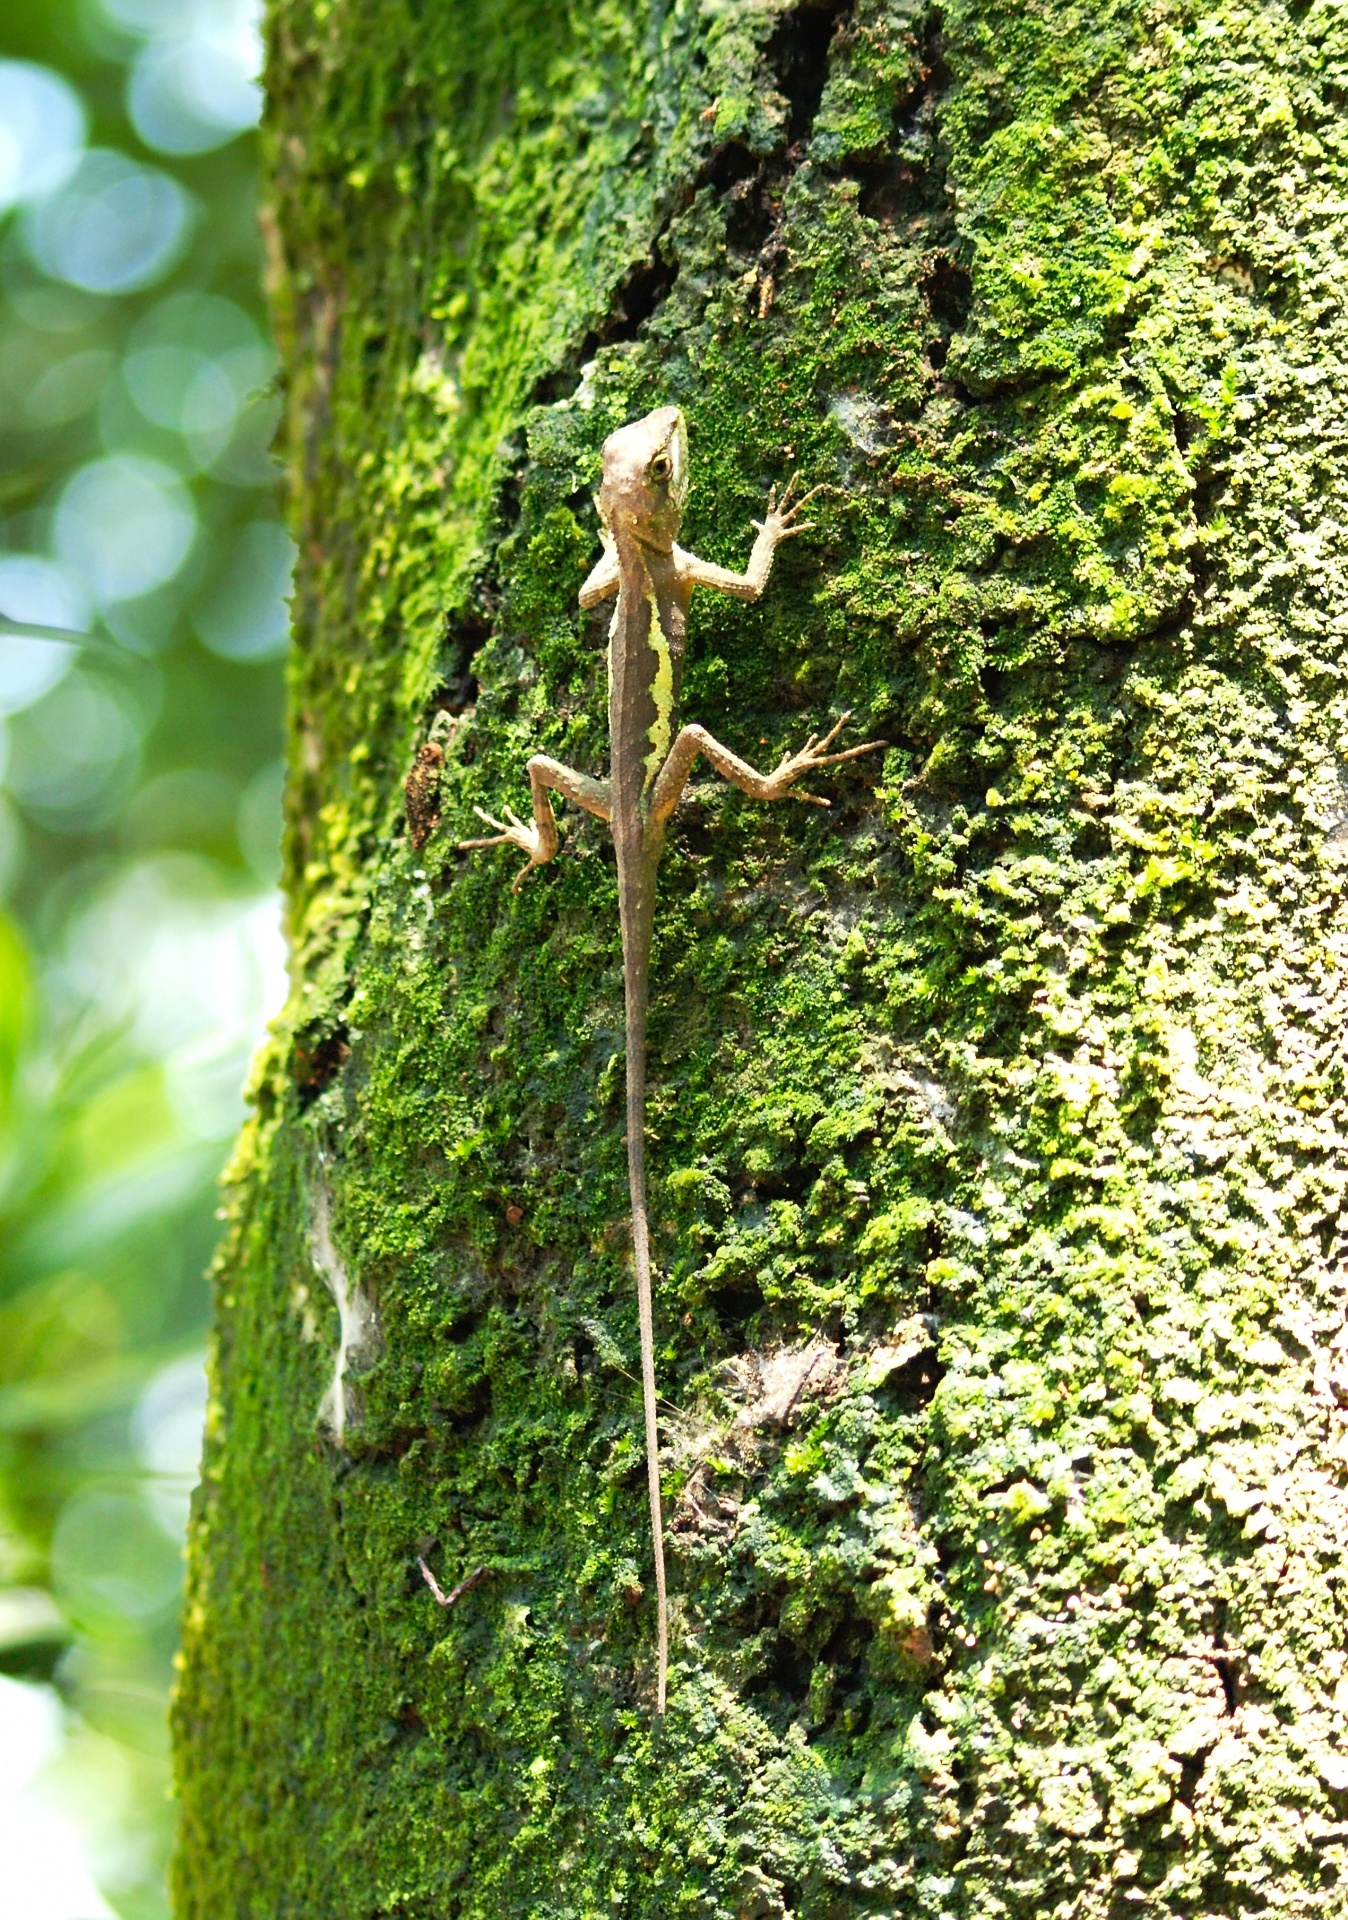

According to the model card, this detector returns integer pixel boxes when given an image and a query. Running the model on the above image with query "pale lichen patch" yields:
[308,1178,379,1445]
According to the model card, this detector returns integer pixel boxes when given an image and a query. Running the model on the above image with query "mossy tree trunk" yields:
[173,1,1348,1913]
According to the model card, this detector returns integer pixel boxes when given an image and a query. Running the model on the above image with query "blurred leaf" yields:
[0,911,31,1129]
[0,1343,199,1433]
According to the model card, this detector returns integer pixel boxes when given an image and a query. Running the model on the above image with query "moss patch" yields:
[175,1,1348,1914]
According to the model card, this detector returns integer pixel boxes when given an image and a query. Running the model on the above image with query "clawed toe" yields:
[459,821,510,851]
[762,473,824,536]
[800,714,887,771]
[768,474,824,535]
[459,806,510,849]
[770,715,885,794]
[459,803,548,874]
[826,738,886,765]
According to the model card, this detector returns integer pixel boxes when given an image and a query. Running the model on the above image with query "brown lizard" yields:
[460,405,879,1711]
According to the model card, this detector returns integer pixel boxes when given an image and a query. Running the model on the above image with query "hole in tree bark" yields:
[292,1024,350,1106]
[921,256,973,330]
[766,0,855,148]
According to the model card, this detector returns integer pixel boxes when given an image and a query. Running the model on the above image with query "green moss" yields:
[176,0,1348,1914]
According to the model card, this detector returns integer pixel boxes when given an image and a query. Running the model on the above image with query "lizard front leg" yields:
[578,530,620,609]
[460,755,610,892]
[673,474,822,601]
[647,713,881,831]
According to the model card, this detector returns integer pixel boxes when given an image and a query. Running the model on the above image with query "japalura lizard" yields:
[460,405,880,1712]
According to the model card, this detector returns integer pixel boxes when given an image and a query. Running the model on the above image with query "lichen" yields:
[175,1,1348,1914]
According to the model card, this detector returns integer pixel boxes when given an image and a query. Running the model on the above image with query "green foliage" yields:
[0,2,285,1912]
[180,0,1348,1914]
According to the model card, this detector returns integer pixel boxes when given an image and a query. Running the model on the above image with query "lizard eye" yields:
[649,453,672,482]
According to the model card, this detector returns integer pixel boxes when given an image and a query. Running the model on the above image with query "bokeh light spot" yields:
[128,19,263,157]
[24,349,116,429]
[22,149,192,296]
[0,640,78,722]
[194,520,294,660]
[236,757,285,884]
[134,1354,207,1538]
[54,455,196,607]
[0,558,87,713]
[50,1490,183,1625]
[6,671,141,831]
[122,292,273,470]
[0,62,87,211]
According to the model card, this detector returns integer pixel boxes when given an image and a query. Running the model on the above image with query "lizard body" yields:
[461,406,878,1711]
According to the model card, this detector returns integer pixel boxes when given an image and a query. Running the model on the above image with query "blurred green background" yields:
[0,2,285,1913]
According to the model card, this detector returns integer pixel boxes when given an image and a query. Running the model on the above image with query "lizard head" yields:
[597,405,689,553]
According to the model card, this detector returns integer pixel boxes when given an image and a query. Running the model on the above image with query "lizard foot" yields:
[752,472,826,547]
[764,712,886,806]
[458,806,552,891]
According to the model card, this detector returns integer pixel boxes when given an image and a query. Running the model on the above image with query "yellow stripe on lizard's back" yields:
[642,586,675,791]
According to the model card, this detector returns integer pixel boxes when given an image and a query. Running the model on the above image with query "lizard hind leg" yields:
[458,805,545,893]
[458,754,611,892]
[647,712,884,829]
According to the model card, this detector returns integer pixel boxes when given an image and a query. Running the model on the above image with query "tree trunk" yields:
[172,1,1348,1913]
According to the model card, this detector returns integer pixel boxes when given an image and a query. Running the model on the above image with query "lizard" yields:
[459,404,880,1712]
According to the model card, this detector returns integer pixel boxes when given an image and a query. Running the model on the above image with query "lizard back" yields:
[607,542,687,840]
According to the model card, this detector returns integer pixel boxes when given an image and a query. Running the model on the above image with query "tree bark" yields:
[173,1,1348,1914]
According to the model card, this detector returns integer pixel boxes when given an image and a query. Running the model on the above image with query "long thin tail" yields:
[623,927,668,1714]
